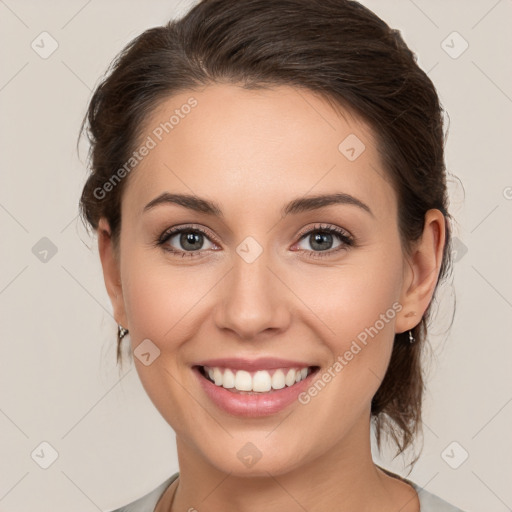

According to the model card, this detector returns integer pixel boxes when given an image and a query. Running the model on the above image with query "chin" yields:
[196,435,311,478]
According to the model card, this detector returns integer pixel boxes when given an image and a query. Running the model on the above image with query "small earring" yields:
[118,324,129,340]
[408,330,415,344]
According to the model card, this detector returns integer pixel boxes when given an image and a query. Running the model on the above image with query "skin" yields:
[98,83,445,512]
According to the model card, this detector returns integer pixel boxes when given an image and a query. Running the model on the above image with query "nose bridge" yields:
[214,241,290,339]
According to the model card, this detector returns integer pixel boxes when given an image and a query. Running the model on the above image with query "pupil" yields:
[181,232,202,251]
[311,232,332,251]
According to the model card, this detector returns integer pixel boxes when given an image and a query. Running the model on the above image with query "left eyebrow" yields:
[142,192,373,218]
[281,193,374,218]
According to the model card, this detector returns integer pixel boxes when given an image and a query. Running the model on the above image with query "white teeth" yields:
[271,369,285,390]
[223,368,235,389]
[203,366,312,392]
[285,369,296,387]
[213,367,223,386]
[253,371,272,392]
[234,370,252,391]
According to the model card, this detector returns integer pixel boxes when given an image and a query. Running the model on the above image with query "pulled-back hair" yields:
[79,0,453,462]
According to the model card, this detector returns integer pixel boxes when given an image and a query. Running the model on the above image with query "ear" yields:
[97,217,128,328]
[395,209,446,334]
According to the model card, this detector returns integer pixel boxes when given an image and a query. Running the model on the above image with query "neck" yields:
[162,416,419,512]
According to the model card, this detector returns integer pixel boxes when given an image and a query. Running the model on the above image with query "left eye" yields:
[296,228,350,253]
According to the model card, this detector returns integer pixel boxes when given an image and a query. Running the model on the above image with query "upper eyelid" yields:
[160,224,216,241]
[296,223,352,240]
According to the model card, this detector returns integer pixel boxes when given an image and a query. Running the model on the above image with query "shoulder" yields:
[409,480,467,512]
[376,464,466,512]
[105,472,179,512]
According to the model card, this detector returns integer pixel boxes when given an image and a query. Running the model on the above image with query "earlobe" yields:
[395,209,446,334]
[97,217,127,328]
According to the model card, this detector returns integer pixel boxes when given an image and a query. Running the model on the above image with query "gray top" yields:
[106,470,466,512]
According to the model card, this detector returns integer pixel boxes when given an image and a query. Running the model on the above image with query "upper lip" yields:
[194,357,316,371]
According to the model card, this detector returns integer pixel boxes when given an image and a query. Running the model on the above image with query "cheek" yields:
[118,251,217,428]
[120,246,222,349]
[328,268,402,344]
[302,247,403,344]
[286,251,404,444]
[300,244,404,392]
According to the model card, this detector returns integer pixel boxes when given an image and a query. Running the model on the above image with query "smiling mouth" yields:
[196,365,320,394]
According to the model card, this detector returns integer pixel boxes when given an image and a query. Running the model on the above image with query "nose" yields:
[213,250,292,341]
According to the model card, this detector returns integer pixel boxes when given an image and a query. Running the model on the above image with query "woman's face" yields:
[103,83,419,476]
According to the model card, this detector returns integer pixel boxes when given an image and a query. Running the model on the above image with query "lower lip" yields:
[193,366,317,417]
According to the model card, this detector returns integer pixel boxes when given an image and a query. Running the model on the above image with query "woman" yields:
[79,0,465,510]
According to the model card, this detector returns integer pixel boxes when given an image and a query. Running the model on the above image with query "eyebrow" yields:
[143,192,373,218]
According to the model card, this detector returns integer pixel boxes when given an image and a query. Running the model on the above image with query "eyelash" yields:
[155,223,355,259]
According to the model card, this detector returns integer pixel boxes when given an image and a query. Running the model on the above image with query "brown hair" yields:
[79,0,453,462]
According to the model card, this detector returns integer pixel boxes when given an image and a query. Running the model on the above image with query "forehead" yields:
[123,83,396,218]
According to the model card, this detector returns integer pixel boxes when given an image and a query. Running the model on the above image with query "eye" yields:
[155,222,355,259]
[157,225,218,257]
[294,223,354,258]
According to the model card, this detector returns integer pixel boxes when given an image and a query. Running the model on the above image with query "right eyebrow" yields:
[143,193,224,217]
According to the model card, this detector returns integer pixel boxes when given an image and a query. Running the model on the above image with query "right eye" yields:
[157,225,218,257]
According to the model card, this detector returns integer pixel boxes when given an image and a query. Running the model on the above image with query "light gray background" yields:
[1,1,511,511]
